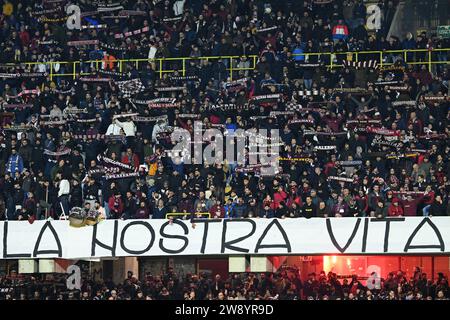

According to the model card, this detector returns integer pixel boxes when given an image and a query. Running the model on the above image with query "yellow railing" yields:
[20,48,448,81]
[165,212,211,219]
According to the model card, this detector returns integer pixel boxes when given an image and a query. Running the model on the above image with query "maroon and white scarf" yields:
[366,126,400,136]
[105,172,140,180]
[3,103,34,110]
[327,176,354,183]
[67,40,99,46]
[6,89,40,98]
[114,26,149,39]
[44,148,71,156]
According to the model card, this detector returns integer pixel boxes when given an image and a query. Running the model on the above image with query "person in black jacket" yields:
[429,195,448,216]
[301,196,317,218]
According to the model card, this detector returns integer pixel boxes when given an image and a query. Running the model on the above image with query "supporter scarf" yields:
[297,64,321,68]
[303,130,347,136]
[97,69,129,78]
[118,10,147,16]
[250,94,283,104]
[72,118,99,123]
[313,145,336,151]
[346,119,381,126]
[89,166,120,176]
[72,134,124,143]
[409,148,429,154]
[257,26,278,33]
[3,104,33,109]
[366,126,401,136]
[178,114,200,119]
[342,59,378,69]
[3,125,34,131]
[116,78,145,97]
[0,72,47,78]
[104,135,127,143]
[206,104,247,111]
[131,98,175,105]
[81,24,108,29]
[249,142,284,148]
[418,133,448,140]
[225,78,247,92]
[270,111,296,117]
[105,172,140,179]
[63,107,88,114]
[40,120,66,126]
[391,100,416,106]
[333,87,368,94]
[112,112,139,120]
[98,6,124,12]
[288,119,315,125]
[99,42,127,51]
[335,160,363,166]
[278,157,313,163]
[373,80,402,86]
[31,7,62,15]
[327,176,354,183]
[37,40,59,45]
[391,191,426,196]
[385,152,419,160]
[97,155,134,171]
[43,148,71,156]
[250,115,274,120]
[371,137,402,149]
[67,40,99,46]
[423,96,446,103]
[39,16,67,22]
[235,164,271,173]
[80,77,111,82]
[387,85,409,91]
[156,86,185,92]
[286,105,327,114]
[170,75,199,81]
[114,26,149,39]
[132,115,168,122]
[148,102,181,108]
[163,16,183,22]
[379,65,406,72]
[54,87,76,95]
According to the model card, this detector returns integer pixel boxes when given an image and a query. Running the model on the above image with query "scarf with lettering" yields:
[80,77,111,82]
[6,89,40,98]
[156,86,185,92]
[3,103,34,110]
[249,93,283,105]
[313,145,337,151]
[105,171,140,180]
[385,152,419,160]
[170,75,199,82]
[257,26,278,33]
[288,119,315,125]
[0,72,47,78]
[371,137,402,149]
[44,148,71,156]
[335,160,363,166]
[97,69,129,79]
[366,126,401,136]
[327,176,354,183]
[303,130,347,136]
[278,157,313,163]
[342,59,378,69]
[3,125,34,131]
[40,120,66,126]
[225,78,248,92]
[114,26,149,39]
[97,155,134,171]
[346,119,381,127]
[148,102,181,108]
[99,42,127,52]
[132,115,168,122]
[67,40,99,46]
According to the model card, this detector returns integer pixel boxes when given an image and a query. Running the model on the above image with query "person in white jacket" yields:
[106,118,136,137]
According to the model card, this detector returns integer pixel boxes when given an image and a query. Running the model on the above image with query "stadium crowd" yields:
[0,267,449,300]
[0,0,449,222]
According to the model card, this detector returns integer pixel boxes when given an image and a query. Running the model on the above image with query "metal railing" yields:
[20,48,449,81]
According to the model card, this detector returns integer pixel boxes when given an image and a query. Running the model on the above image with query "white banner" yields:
[1,218,449,259]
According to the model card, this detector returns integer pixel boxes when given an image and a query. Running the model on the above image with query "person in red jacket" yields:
[401,194,425,216]
[121,147,140,169]
[388,198,404,217]
[273,186,288,209]
[209,200,225,218]
[108,193,124,219]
